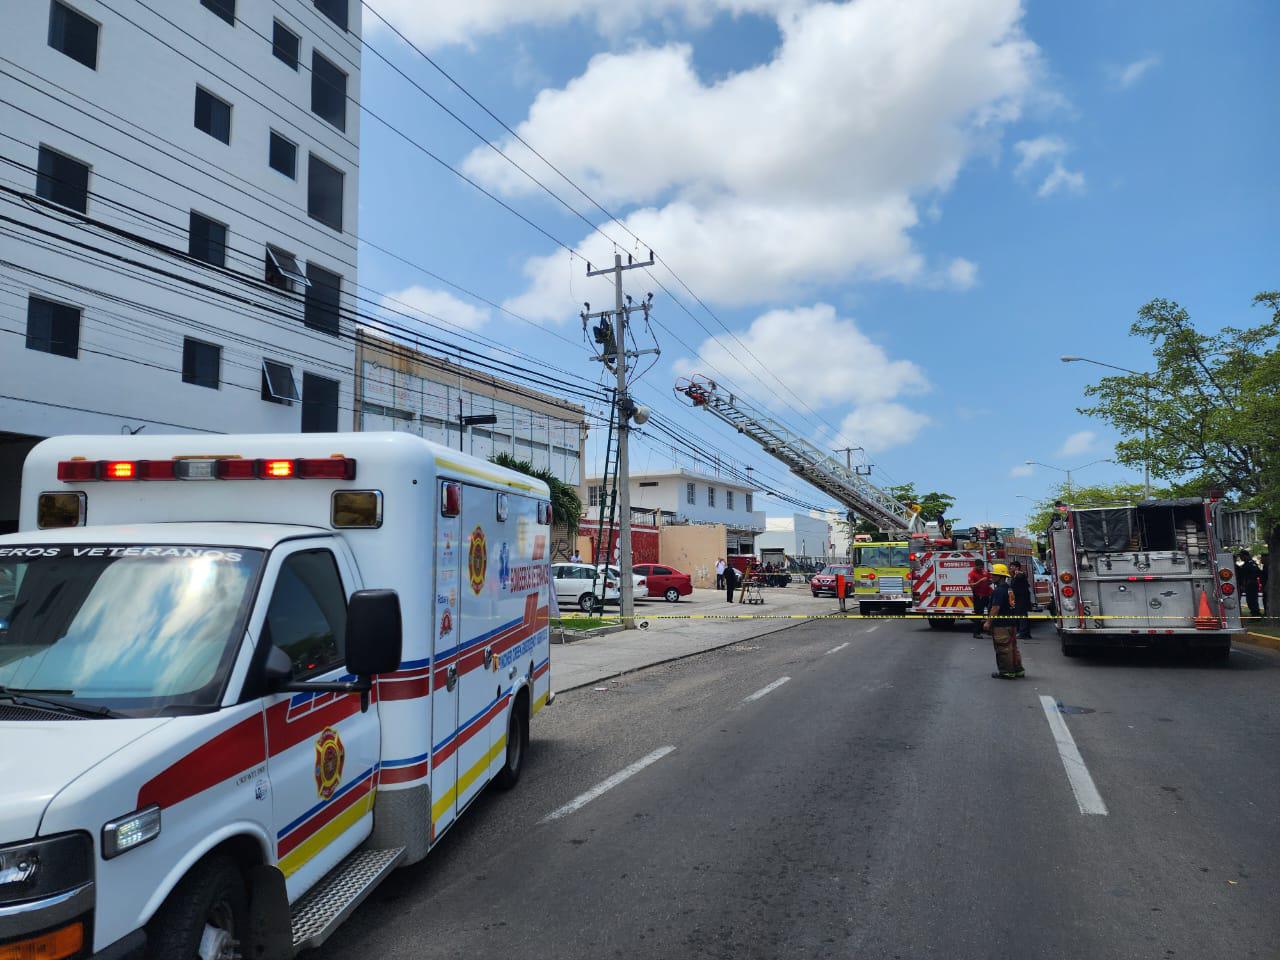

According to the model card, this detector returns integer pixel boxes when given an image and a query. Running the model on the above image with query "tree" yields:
[836,483,956,546]
[1022,480,1170,535]
[1077,292,1280,612]
[490,452,582,537]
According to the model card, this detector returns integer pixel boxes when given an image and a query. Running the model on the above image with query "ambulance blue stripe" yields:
[431,685,515,754]
[434,614,523,663]
[382,750,430,768]
[277,766,375,839]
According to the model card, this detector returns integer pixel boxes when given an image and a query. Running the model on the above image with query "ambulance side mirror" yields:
[345,589,402,678]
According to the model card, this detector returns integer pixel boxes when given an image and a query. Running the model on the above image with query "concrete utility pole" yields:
[585,252,657,629]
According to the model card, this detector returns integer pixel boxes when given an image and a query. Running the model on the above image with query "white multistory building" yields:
[755,513,834,560]
[0,0,360,531]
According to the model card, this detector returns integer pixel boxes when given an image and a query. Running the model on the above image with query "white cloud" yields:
[1114,55,1160,89]
[1009,463,1033,478]
[453,0,1043,322]
[672,303,930,450]
[1057,429,1096,457]
[382,286,490,331]
[1013,134,1084,198]
[945,257,979,290]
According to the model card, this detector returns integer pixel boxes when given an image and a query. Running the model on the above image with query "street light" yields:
[1025,458,1114,504]
[1061,355,1152,499]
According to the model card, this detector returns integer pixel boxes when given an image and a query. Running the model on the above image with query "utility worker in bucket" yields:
[984,563,1025,679]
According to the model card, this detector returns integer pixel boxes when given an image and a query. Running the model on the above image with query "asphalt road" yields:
[313,619,1280,960]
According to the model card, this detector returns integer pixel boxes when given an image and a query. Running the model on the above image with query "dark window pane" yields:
[194,87,231,144]
[265,245,308,290]
[48,1,98,69]
[182,338,221,389]
[302,373,339,432]
[262,359,299,404]
[272,20,299,69]
[313,0,348,31]
[200,0,235,25]
[307,153,343,231]
[304,263,341,336]
[25,296,80,359]
[268,131,296,178]
[310,52,347,131]
[264,551,346,678]
[188,211,227,267]
[36,146,89,213]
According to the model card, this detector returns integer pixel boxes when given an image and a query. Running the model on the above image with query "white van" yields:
[0,433,552,958]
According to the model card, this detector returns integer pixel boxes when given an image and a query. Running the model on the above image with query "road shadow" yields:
[1058,645,1271,672]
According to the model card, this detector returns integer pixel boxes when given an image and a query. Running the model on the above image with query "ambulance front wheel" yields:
[495,694,528,790]
[146,853,247,960]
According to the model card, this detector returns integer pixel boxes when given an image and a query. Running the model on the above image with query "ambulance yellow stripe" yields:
[431,735,507,826]
[279,792,376,877]
[532,691,549,715]
[436,458,542,493]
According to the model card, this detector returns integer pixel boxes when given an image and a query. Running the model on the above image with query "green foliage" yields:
[1022,480,1170,533]
[884,483,956,525]
[490,452,582,536]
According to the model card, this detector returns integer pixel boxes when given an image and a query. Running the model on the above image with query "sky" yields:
[355,0,1279,528]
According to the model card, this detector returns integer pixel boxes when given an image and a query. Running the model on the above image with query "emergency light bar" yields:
[58,457,357,482]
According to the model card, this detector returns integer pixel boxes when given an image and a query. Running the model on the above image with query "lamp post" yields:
[1024,458,1114,505]
[1061,356,1152,499]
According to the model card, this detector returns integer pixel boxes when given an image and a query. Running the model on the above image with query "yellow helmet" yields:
[990,562,1011,577]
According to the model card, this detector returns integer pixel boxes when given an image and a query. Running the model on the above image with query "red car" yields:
[632,563,694,602]
[810,564,851,598]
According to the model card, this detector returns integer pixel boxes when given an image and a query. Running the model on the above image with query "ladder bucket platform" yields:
[291,846,405,952]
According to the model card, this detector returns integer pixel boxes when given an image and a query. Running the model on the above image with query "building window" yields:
[182,338,221,389]
[265,245,309,292]
[745,492,753,513]
[48,1,98,69]
[313,0,348,31]
[588,485,601,507]
[262,359,300,404]
[638,481,659,488]
[726,490,734,511]
[686,482,695,505]
[269,131,297,178]
[188,211,227,268]
[307,153,343,231]
[25,295,80,359]
[310,51,347,132]
[194,87,231,144]
[304,263,341,336]
[707,487,716,508]
[272,19,299,69]
[36,145,89,213]
[302,372,339,432]
[200,0,235,25]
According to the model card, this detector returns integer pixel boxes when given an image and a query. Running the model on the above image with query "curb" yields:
[554,616,820,694]
[553,623,626,644]
[1241,631,1280,653]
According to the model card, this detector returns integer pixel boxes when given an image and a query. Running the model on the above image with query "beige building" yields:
[354,331,587,488]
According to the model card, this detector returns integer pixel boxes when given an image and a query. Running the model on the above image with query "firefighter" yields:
[967,558,992,639]
[984,563,1025,679]
[1238,550,1262,618]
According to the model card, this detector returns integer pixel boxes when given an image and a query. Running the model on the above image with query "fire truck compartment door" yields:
[1143,580,1195,628]
[1095,580,1148,630]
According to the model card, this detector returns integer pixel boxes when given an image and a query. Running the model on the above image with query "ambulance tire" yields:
[146,853,247,960]
[495,694,528,790]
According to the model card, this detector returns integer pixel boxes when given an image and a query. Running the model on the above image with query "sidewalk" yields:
[552,585,841,691]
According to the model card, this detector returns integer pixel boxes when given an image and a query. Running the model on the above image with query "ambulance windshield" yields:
[0,544,263,716]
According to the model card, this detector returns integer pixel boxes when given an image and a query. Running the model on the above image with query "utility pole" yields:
[584,251,657,628]
[835,446,872,476]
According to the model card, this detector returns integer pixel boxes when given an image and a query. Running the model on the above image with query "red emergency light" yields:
[260,459,295,479]
[57,456,357,482]
[102,461,136,480]
[57,460,99,482]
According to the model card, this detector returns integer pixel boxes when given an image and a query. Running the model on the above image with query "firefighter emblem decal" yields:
[314,727,345,800]
[468,525,487,594]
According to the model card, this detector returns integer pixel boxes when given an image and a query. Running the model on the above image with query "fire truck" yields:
[1045,498,1252,658]
[908,527,1041,627]
[0,433,552,958]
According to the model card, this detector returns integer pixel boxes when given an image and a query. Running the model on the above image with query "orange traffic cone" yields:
[1193,588,1218,630]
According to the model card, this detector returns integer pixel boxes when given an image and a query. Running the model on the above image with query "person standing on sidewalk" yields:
[724,562,738,603]
[715,557,727,591]
[1238,550,1262,618]
[984,562,1025,679]
[1009,560,1033,639]
[968,559,993,639]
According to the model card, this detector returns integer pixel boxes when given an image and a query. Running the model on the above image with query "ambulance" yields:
[0,433,553,959]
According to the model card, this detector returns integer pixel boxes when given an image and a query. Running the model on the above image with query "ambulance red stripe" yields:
[137,713,265,809]
[277,772,374,858]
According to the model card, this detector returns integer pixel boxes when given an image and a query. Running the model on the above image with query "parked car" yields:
[810,563,851,597]
[553,562,620,612]
[633,562,694,602]
[598,564,649,600]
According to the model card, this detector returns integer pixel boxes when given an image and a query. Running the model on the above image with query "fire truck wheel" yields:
[146,853,247,960]
[495,696,528,790]
[926,617,945,630]
[1061,637,1082,657]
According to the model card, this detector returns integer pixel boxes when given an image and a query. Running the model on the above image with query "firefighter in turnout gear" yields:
[984,562,1025,679]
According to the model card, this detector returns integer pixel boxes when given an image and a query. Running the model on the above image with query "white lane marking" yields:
[743,676,791,703]
[541,746,676,823]
[825,642,849,655]
[1039,695,1108,816]
[866,624,880,633]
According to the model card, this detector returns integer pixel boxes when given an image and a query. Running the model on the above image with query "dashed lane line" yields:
[825,642,849,655]
[743,677,791,703]
[1039,695,1108,816]
[865,624,880,633]
[541,746,677,823]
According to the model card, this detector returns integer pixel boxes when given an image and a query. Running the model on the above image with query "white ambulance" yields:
[0,433,554,959]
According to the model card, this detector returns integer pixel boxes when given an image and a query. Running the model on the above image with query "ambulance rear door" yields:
[431,482,463,835]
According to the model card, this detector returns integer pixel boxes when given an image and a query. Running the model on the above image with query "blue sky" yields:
[356,0,1278,527]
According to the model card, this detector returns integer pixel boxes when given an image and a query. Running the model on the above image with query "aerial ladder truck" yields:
[676,375,925,614]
